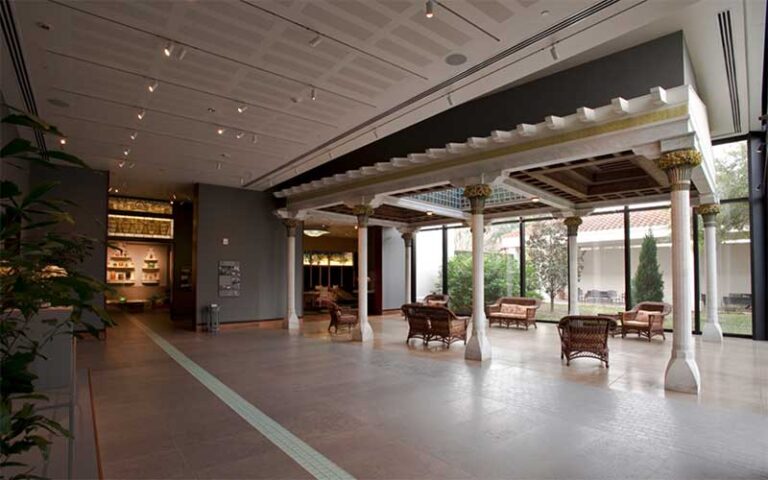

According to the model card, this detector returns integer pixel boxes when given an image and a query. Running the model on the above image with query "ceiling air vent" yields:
[717,10,741,134]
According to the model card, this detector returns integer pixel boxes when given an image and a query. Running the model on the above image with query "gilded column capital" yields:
[563,216,583,236]
[696,203,720,227]
[401,231,413,246]
[656,149,702,190]
[352,204,374,227]
[463,184,492,214]
[283,219,302,236]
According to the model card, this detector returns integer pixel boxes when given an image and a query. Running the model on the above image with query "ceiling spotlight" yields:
[177,47,187,60]
[239,177,245,186]
[217,127,225,135]
[127,161,135,169]
[137,110,146,120]
[252,134,258,144]
[309,34,322,47]
[216,161,222,170]
[237,105,248,113]
[531,196,540,203]
[426,0,435,18]
[235,131,245,139]
[163,41,174,57]
[108,187,113,193]
[114,188,119,193]
[130,131,138,140]
[207,107,216,113]
[426,210,434,216]
[447,94,453,106]
[310,88,317,101]
[291,96,302,104]
[59,137,67,145]
[172,194,177,200]
[123,148,130,156]
[148,80,159,93]
[550,44,559,61]
[118,160,126,168]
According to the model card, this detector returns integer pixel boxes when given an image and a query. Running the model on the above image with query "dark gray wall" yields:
[381,227,405,310]
[0,100,29,193]
[195,183,302,325]
[30,164,108,327]
[276,32,687,191]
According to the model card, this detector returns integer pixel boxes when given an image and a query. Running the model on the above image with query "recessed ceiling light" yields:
[426,210,434,216]
[217,127,225,135]
[445,53,467,66]
[541,9,550,16]
[148,80,158,93]
[235,131,244,139]
[127,161,135,169]
[531,196,540,203]
[137,110,146,120]
[309,34,322,47]
[130,131,138,140]
[123,148,130,156]
[310,88,317,101]
[237,105,248,113]
[59,138,67,145]
[114,188,119,193]
[252,134,258,144]
[163,41,174,57]
[425,0,435,18]
[118,160,126,168]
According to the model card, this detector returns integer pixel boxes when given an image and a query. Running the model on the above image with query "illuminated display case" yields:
[109,197,172,215]
[108,215,173,239]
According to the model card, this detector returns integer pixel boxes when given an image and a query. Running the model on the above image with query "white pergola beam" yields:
[501,177,575,211]
[380,195,470,221]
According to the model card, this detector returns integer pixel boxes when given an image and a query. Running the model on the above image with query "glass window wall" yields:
[415,228,443,302]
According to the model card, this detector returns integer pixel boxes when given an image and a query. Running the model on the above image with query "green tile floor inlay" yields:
[130,318,355,480]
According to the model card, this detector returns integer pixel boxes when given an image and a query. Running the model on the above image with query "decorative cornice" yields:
[283,219,302,236]
[563,216,583,236]
[401,231,414,245]
[695,203,720,216]
[656,149,702,171]
[463,184,492,214]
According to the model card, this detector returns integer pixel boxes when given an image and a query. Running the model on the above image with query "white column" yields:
[402,232,413,304]
[464,184,492,361]
[698,204,723,342]
[659,150,701,394]
[283,220,300,333]
[564,216,582,315]
[353,205,374,342]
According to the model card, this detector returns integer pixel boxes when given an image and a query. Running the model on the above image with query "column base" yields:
[664,352,701,394]
[701,322,723,343]
[465,328,492,361]
[352,321,374,342]
[282,313,300,334]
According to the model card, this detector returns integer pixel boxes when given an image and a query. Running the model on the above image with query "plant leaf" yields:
[2,112,63,136]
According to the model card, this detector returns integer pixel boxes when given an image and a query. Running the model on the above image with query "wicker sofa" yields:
[621,302,671,341]
[401,303,467,347]
[326,301,358,333]
[422,293,450,307]
[487,297,540,330]
[558,315,615,367]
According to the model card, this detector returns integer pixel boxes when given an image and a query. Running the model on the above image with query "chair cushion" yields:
[500,303,527,316]
[425,300,443,306]
[624,320,649,328]
[634,310,657,323]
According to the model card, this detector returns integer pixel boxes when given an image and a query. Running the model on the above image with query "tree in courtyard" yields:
[632,231,664,303]
[439,251,520,314]
[526,221,570,312]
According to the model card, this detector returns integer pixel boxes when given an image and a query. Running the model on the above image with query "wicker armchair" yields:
[558,315,615,368]
[326,301,358,333]
[621,302,671,341]
[487,297,540,330]
[422,293,450,307]
[402,304,467,347]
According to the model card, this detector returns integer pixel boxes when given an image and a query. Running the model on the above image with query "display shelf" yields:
[107,281,135,285]
[142,281,160,285]
[142,267,160,271]
[110,255,131,260]
[107,266,135,271]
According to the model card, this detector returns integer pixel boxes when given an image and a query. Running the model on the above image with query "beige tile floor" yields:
[78,311,768,479]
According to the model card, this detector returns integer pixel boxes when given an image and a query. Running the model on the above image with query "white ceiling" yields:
[2,0,763,200]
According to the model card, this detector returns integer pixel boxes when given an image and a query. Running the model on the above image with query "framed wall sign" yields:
[218,260,241,297]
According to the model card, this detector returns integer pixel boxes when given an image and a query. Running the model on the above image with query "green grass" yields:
[535,302,753,336]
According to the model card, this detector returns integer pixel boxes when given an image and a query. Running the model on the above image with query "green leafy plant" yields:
[526,221,569,312]
[632,231,664,303]
[441,251,520,314]
[1,110,113,479]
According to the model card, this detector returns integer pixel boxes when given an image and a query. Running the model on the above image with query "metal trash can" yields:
[207,303,220,334]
